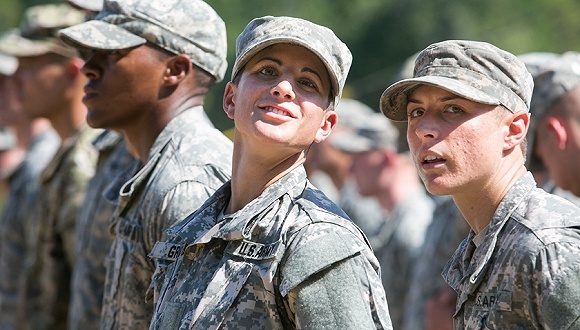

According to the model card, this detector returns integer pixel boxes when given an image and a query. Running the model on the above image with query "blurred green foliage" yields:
[2,0,579,131]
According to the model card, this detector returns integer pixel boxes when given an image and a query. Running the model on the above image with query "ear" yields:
[545,116,568,149]
[314,110,338,143]
[504,111,529,151]
[163,55,190,86]
[223,82,236,119]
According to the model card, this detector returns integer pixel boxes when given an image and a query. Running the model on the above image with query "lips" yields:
[418,152,446,169]
[261,105,296,118]
[82,86,98,103]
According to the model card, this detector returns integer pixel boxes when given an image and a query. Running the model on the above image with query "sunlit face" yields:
[80,44,168,130]
[224,43,335,154]
[406,85,508,196]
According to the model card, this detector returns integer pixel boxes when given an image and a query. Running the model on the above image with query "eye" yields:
[408,107,424,119]
[298,78,318,91]
[258,67,276,76]
[443,104,464,114]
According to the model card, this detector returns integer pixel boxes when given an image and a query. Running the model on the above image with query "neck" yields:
[452,162,527,234]
[227,137,305,214]
[13,118,53,149]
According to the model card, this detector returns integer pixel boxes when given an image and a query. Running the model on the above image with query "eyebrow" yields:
[257,56,325,84]
[407,94,462,105]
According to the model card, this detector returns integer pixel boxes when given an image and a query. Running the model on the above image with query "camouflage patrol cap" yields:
[0,4,85,58]
[331,110,399,153]
[333,98,376,131]
[530,52,580,120]
[518,52,560,169]
[65,0,104,13]
[232,16,352,106]
[518,52,559,77]
[58,0,227,82]
[380,40,534,121]
[0,52,18,76]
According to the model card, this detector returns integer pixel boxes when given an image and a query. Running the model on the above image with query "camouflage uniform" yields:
[330,104,434,329]
[373,191,434,329]
[149,165,392,330]
[68,130,136,330]
[30,125,99,329]
[443,172,580,329]
[99,108,232,329]
[58,1,234,328]
[0,128,60,330]
[401,196,470,330]
[379,39,580,330]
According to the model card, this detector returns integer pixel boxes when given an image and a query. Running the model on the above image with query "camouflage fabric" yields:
[0,4,84,58]
[372,190,434,330]
[58,0,227,82]
[0,127,16,154]
[331,111,399,153]
[443,172,580,329]
[337,180,384,248]
[148,165,393,330]
[66,0,104,12]
[530,52,580,122]
[0,128,60,330]
[401,196,470,330]
[100,107,232,330]
[232,16,352,106]
[518,52,559,77]
[380,40,534,121]
[518,52,560,171]
[28,125,99,329]
[0,52,17,76]
[68,130,136,330]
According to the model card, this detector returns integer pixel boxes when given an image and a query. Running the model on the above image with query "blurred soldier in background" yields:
[0,4,99,329]
[528,52,580,201]
[0,50,60,330]
[332,110,433,329]
[305,98,383,241]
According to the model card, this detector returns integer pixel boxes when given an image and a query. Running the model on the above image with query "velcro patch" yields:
[227,239,281,260]
[148,241,184,261]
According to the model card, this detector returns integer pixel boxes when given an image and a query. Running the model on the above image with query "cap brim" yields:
[380,76,501,121]
[0,29,52,57]
[232,37,340,101]
[59,20,146,51]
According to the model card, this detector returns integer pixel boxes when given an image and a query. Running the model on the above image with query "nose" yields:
[270,79,295,101]
[411,116,438,141]
[80,55,100,80]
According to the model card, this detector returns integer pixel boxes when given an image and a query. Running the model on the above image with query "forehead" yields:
[249,44,328,75]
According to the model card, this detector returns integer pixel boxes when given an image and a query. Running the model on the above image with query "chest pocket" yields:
[159,240,282,330]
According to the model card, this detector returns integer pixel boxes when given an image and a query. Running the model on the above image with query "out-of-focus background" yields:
[3,0,579,131]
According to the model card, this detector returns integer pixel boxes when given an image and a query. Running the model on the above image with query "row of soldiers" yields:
[0,0,579,329]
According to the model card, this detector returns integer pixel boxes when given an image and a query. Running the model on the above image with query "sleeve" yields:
[540,241,580,329]
[279,222,393,330]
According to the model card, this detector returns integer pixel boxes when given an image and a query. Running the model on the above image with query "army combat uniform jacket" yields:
[149,165,393,330]
[68,131,136,330]
[443,172,580,329]
[0,128,60,330]
[34,125,99,329]
[100,107,233,330]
